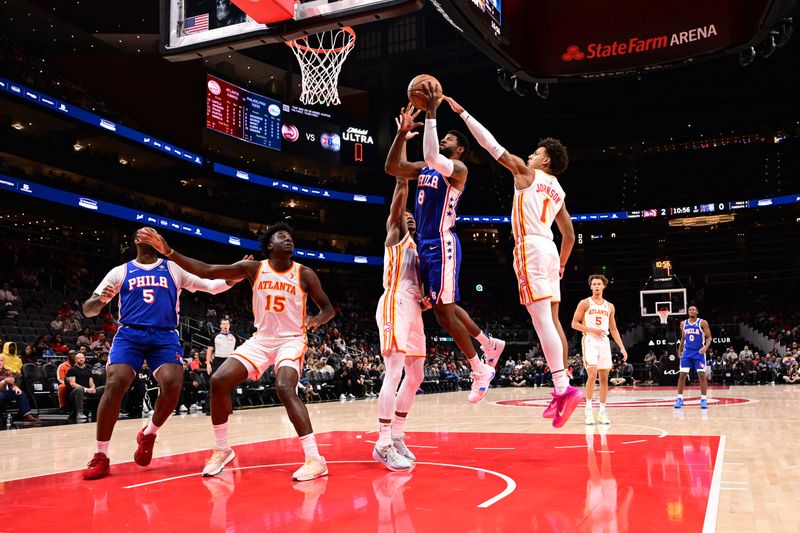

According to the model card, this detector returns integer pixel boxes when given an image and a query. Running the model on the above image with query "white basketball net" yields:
[657,309,670,325]
[287,27,356,106]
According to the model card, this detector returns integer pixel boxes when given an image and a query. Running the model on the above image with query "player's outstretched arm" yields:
[420,86,468,185]
[137,228,258,283]
[385,105,425,179]
[554,203,575,279]
[609,304,628,361]
[300,267,336,331]
[443,95,529,180]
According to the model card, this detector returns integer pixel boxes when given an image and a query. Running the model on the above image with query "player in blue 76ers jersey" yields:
[674,305,713,409]
[385,97,504,404]
[81,229,245,480]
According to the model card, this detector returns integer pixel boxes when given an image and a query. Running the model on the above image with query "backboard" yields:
[160,0,423,61]
[640,288,688,318]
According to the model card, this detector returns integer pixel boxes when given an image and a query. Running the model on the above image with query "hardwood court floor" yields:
[2,384,798,532]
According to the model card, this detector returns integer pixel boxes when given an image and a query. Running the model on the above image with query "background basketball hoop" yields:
[287,27,356,106]
[657,308,670,325]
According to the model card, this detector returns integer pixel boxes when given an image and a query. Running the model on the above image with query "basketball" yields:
[407,74,442,111]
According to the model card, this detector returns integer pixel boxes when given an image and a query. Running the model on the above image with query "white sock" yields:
[476,331,490,347]
[96,440,109,455]
[213,422,229,450]
[678,393,684,399]
[467,355,484,374]
[700,395,707,400]
[585,400,593,412]
[552,369,569,395]
[377,422,392,448]
[299,433,320,459]
[143,421,161,436]
[391,415,407,439]
[599,403,606,413]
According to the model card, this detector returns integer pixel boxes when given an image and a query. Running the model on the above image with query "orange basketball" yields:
[407,74,442,111]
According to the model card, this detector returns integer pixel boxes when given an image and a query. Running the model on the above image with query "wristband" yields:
[165,248,175,257]
[425,118,437,128]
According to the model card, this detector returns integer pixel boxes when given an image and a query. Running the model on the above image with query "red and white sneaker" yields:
[542,392,557,419]
[83,452,110,480]
[134,429,157,466]
[481,337,506,369]
[552,386,583,429]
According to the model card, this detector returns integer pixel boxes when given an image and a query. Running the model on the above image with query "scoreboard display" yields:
[206,74,282,150]
[465,0,502,38]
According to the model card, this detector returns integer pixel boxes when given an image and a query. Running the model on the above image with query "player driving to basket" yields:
[443,94,581,428]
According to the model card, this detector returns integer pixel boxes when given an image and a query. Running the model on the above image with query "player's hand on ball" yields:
[137,228,171,255]
[442,95,464,114]
[420,82,442,111]
[99,284,116,304]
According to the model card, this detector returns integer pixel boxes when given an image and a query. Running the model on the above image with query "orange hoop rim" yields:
[285,26,356,54]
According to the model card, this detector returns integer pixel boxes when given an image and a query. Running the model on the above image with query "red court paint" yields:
[1,431,720,532]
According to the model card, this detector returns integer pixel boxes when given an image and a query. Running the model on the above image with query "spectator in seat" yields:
[21,344,37,365]
[66,352,104,422]
[767,355,783,384]
[0,283,13,303]
[63,314,81,333]
[783,362,800,384]
[439,364,461,390]
[738,345,754,363]
[722,346,738,365]
[50,335,69,354]
[50,314,65,335]
[90,331,111,352]
[0,353,39,423]
[100,310,118,336]
[76,328,92,348]
[57,350,76,412]
[189,350,201,371]
[620,360,634,385]
[755,354,769,385]
[178,359,202,412]
[510,367,527,387]
[92,351,109,387]
[337,359,356,400]
[2,342,22,375]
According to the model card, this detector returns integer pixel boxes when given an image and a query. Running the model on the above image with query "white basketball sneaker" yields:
[468,363,496,403]
[292,456,328,482]
[482,337,506,369]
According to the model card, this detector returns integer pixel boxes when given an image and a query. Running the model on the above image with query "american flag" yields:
[183,13,209,35]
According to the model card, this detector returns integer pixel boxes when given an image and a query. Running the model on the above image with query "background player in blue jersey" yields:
[674,306,713,409]
[385,95,503,404]
[81,229,244,480]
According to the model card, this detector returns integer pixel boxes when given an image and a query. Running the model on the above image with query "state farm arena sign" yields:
[561,25,719,63]
[504,0,773,78]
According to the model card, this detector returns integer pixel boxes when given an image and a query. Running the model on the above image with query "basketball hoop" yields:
[286,26,356,106]
[657,309,670,325]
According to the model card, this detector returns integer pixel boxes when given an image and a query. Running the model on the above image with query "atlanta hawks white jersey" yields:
[511,169,566,242]
[252,260,306,339]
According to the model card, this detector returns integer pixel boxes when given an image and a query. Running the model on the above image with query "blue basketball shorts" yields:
[418,233,461,304]
[108,326,183,373]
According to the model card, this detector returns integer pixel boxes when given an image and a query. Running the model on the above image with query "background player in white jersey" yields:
[81,229,242,480]
[385,97,503,404]
[138,224,335,481]
[374,107,431,472]
[444,95,580,428]
[674,306,713,409]
[571,275,628,425]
